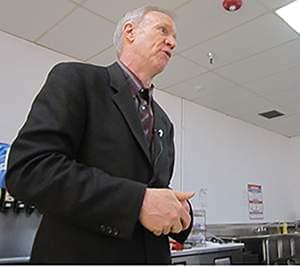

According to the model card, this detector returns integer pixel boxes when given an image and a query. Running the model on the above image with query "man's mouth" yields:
[163,50,172,58]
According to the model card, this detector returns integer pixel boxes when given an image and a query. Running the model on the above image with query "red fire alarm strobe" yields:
[223,0,243,12]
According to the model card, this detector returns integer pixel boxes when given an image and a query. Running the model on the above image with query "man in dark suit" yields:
[6,6,194,264]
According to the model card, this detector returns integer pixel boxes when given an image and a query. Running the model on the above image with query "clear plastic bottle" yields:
[189,189,208,246]
[190,208,206,246]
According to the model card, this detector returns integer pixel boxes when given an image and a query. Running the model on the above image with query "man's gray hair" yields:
[113,6,174,57]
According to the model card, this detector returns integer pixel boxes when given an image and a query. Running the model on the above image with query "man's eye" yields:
[158,26,168,34]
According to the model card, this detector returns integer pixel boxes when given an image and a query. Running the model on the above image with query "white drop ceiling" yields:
[1,0,300,137]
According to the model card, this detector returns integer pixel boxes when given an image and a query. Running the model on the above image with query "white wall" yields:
[0,31,72,143]
[182,101,296,223]
[289,136,300,219]
[1,31,299,224]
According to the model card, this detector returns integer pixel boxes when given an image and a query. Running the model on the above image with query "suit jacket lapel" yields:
[108,63,152,166]
[148,101,165,186]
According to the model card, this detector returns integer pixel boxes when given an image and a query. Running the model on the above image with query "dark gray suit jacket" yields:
[6,62,191,264]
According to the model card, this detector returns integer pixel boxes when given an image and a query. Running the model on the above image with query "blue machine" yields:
[0,143,10,188]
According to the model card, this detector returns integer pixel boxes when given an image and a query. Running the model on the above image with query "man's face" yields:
[130,11,177,76]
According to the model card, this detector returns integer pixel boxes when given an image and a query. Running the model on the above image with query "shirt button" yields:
[106,226,113,235]
[140,105,146,111]
[113,229,119,236]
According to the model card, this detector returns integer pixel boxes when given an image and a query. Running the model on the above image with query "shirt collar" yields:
[117,61,154,98]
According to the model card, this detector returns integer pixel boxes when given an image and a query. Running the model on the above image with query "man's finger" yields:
[181,200,190,213]
[170,219,183,234]
[179,209,191,230]
[153,230,162,236]
[174,191,195,201]
[162,226,171,235]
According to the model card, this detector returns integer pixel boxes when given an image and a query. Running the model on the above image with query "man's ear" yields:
[123,22,136,43]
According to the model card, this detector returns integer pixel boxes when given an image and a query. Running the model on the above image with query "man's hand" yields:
[175,191,191,213]
[139,189,194,236]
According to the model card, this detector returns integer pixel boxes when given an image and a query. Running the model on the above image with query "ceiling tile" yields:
[215,38,300,84]
[83,0,189,23]
[193,86,262,114]
[0,0,75,41]
[245,66,300,94]
[154,55,207,89]
[71,0,87,4]
[260,114,300,133]
[275,101,300,116]
[273,127,300,138]
[244,66,300,106]
[260,103,295,117]
[264,89,300,106]
[38,7,115,60]
[182,13,298,69]
[164,71,243,101]
[235,112,289,137]
[238,102,294,119]
[88,46,117,66]
[258,0,296,10]
[207,94,277,117]
[174,0,267,52]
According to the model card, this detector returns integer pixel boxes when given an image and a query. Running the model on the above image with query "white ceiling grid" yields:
[0,0,299,137]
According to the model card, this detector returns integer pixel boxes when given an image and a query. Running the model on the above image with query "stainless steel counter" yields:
[220,232,300,241]
[171,242,244,257]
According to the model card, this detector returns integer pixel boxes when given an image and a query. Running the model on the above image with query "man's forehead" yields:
[144,11,174,23]
[143,11,176,29]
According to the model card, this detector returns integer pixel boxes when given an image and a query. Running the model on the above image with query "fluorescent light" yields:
[275,0,300,34]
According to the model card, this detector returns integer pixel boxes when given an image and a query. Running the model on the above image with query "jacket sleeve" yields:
[5,63,147,240]
[169,200,193,244]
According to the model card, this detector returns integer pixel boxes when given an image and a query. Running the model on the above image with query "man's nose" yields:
[165,36,176,50]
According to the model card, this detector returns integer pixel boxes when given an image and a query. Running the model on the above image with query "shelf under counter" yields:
[171,242,244,265]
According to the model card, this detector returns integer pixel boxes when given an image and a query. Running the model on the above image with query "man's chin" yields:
[157,61,169,73]
[150,59,170,78]
[152,68,165,78]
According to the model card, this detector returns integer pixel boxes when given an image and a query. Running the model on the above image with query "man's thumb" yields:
[174,191,195,201]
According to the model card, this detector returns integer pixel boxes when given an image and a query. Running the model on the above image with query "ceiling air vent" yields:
[258,110,285,119]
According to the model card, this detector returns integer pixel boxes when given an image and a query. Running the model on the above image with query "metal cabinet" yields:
[172,249,243,265]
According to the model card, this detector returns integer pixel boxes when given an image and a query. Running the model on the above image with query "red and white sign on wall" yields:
[248,184,264,220]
